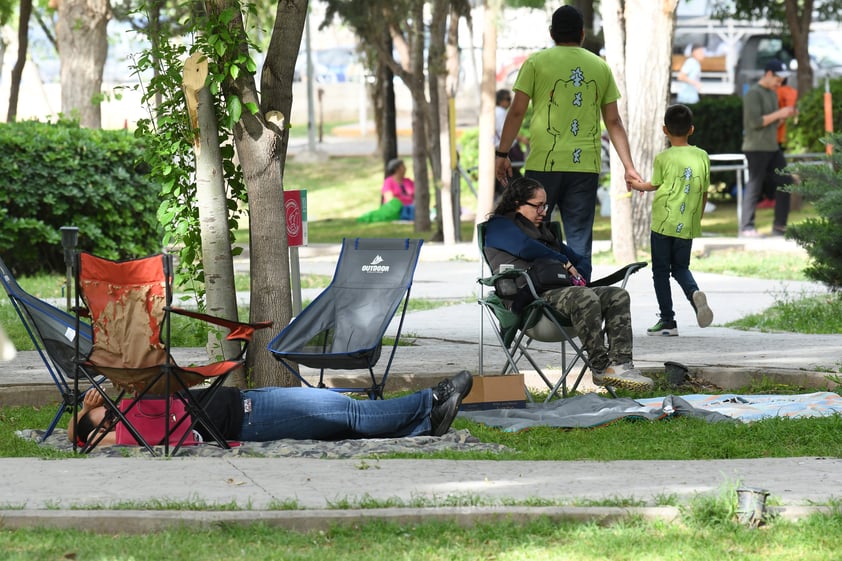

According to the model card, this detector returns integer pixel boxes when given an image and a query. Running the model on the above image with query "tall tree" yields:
[7,0,32,122]
[54,0,110,128]
[601,0,679,262]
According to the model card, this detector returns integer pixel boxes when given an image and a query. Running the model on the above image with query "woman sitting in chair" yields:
[484,177,653,391]
[68,371,473,446]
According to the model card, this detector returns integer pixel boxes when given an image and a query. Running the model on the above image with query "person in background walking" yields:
[676,44,705,105]
[494,4,641,282]
[630,104,713,337]
[740,59,797,238]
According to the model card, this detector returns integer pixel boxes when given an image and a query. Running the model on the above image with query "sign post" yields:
[284,190,308,315]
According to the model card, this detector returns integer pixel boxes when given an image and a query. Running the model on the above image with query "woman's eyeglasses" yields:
[522,201,549,214]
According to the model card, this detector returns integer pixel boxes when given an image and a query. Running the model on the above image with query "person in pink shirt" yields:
[382,158,415,220]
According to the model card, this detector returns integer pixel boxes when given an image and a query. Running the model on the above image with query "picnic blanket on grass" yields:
[460,392,842,432]
[17,428,511,458]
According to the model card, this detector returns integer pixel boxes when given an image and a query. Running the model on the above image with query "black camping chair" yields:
[268,238,423,399]
[0,255,98,441]
[477,221,647,401]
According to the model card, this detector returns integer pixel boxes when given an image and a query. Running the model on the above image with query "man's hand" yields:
[495,156,513,187]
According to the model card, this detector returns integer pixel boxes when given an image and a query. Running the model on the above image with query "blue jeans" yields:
[238,387,433,441]
[525,170,598,281]
[650,231,699,323]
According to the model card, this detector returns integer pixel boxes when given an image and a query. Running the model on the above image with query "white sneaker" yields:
[692,291,713,328]
[602,363,654,391]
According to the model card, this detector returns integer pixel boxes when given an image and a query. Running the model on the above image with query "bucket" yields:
[664,361,688,386]
[736,487,769,527]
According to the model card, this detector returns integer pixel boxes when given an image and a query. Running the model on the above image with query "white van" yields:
[671,0,842,96]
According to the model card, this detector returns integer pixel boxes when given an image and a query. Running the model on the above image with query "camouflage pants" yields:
[542,286,633,371]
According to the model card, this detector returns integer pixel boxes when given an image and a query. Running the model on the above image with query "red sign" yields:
[284,190,308,247]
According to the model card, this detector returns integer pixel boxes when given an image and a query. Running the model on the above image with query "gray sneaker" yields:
[692,291,713,328]
[602,363,654,391]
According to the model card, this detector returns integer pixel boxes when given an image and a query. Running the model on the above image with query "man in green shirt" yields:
[494,4,641,282]
[740,59,797,238]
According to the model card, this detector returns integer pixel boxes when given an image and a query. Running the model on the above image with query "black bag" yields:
[526,258,572,293]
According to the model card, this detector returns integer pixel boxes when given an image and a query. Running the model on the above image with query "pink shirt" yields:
[381,176,415,206]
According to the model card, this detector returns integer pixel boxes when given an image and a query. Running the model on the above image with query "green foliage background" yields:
[0,120,162,275]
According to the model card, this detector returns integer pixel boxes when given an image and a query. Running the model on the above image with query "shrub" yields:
[787,76,842,153]
[785,132,842,290]
[688,95,744,156]
[0,119,162,275]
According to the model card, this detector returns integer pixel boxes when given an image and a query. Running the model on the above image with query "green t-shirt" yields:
[650,145,710,239]
[741,83,780,152]
[514,46,620,174]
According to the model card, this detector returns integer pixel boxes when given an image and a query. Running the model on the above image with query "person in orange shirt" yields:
[777,77,798,149]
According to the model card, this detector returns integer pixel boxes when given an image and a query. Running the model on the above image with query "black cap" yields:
[764,59,791,77]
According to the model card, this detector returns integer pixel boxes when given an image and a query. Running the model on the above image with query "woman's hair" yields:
[491,176,545,216]
[386,158,404,176]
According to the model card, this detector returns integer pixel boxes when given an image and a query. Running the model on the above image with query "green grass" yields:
[3,513,842,560]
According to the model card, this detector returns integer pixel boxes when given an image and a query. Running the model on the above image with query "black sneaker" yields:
[430,370,473,436]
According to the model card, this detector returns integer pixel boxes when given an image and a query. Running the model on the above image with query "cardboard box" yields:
[460,374,526,411]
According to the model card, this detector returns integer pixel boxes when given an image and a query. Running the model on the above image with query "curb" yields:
[0,505,831,534]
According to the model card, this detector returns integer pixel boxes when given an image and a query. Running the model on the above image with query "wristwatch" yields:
[495,150,509,158]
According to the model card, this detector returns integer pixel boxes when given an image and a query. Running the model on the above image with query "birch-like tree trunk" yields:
[182,53,244,384]
[474,0,499,237]
[601,0,678,262]
[56,0,110,128]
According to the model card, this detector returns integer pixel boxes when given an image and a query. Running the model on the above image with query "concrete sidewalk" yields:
[2,235,841,531]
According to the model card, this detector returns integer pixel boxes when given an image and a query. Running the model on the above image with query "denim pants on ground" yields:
[650,231,699,323]
[525,170,598,282]
[238,387,433,441]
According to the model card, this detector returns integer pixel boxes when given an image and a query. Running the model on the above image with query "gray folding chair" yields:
[268,238,423,399]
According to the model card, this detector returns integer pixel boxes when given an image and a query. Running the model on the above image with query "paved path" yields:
[2,230,841,532]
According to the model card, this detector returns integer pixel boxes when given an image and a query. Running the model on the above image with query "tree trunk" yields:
[7,0,32,122]
[474,0,499,238]
[430,0,452,242]
[380,31,398,171]
[408,1,431,232]
[182,53,244,384]
[783,0,813,97]
[602,0,677,262]
[204,0,308,388]
[56,0,110,128]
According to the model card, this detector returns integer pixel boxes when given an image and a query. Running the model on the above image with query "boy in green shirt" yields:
[630,104,713,336]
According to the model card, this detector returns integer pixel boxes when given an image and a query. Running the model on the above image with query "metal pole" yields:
[60,226,79,312]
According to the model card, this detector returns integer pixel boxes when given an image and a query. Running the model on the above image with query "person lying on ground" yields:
[68,371,473,446]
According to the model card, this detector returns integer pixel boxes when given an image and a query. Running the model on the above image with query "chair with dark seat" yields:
[477,221,647,401]
[0,255,97,441]
[267,237,423,399]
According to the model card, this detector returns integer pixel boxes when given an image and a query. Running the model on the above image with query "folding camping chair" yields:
[477,221,647,401]
[268,238,423,399]
[0,255,98,441]
[73,252,271,456]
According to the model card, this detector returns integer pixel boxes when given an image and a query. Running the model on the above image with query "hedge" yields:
[0,120,163,275]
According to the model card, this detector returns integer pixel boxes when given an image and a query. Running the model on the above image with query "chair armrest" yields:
[168,307,273,343]
[477,268,526,287]
[589,262,648,288]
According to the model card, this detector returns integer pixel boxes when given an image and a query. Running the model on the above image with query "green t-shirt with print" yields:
[650,145,710,239]
[513,46,620,174]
